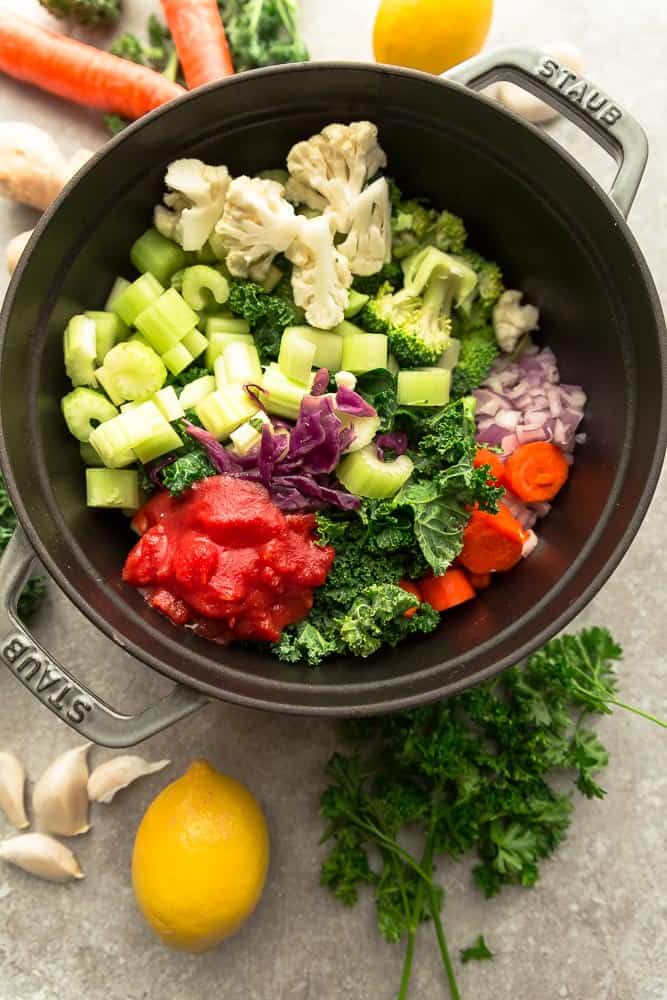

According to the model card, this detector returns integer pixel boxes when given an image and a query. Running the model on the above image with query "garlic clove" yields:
[0,122,70,211]
[497,43,585,124]
[0,751,29,829]
[6,229,33,275]
[88,756,171,804]
[0,833,84,882]
[33,744,91,837]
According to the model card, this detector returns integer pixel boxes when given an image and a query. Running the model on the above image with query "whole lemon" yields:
[373,0,494,75]
[132,760,269,952]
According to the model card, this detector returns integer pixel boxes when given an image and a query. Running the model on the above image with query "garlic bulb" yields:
[0,833,84,882]
[6,229,32,275]
[88,756,171,804]
[33,745,91,837]
[0,751,29,829]
[497,44,585,124]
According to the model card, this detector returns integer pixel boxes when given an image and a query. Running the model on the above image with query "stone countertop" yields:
[0,2,665,998]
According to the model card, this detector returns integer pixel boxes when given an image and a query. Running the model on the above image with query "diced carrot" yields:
[474,447,505,485]
[503,442,570,503]
[161,0,235,89]
[468,571,492,590]
[420,569,475,613]
[459,505,528,574]
[399,579,422,618]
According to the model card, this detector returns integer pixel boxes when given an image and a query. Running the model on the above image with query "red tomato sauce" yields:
[123,476,335,644]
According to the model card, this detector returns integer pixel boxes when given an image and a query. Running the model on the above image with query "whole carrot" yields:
[161,0,235,89]
[0,18,185,120]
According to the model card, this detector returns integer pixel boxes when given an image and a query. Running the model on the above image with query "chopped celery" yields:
[196,385,260,440]
[179,374,216,411]
[221,340,262,386]
[153,386,184,422]
[336,445,414,499]
[261,363,312,421]
[214,356,227,388]
[181,265,230,311]
[62,387,118,442]
[86,468,139,510]
[80,441,104,466]
[340,333,388,374]
[194,242,218,265]
[120,401,182,464]
[131,228,188,285]
[64,315,98,387]
[206,316,251,337]
[278,331,316,384]
[397,368,451,407]
[85,311,128,364]
[162,342,194,376]
[437,340,461,370]
[261,264,283,293]
[258,168,289,185]
[135,288,198,354]
[205,330,254,370]
[332,320,365,338]
[112,273,164,326]
[89,415,135,468]
[344,290,369,318]
[229,413,269,455]
[387,354,400,376]
[282,326,343,370]
[208,231,228,261]
[105,276,130,312]
[338,412,382,453]
[181,328,208,360]
[96,341,167,404]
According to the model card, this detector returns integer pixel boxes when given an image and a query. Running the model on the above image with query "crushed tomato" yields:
[123,476,335,644]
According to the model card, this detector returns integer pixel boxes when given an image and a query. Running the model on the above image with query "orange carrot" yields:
[459,505,528,574]
[474,447,505,485]
[420,569,475,613]
[503,442,570,503]
[0,18,185,119]
[161,0,235,89]
[468,571,492,591]
[398,579,422,618]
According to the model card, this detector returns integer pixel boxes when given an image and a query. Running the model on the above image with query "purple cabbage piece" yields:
[183,422,243,475]
[311,368,330,395]
[335,385,377,418]
[375,432,408,461]
[147,454,176,486]
[288,395,344,475]
[258,424,289,484]
[271,474,360,511]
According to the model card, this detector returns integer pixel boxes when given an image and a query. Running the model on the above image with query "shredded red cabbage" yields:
[375,432,408,461]
[147,454,176,486]
[335,384,377,418]
[288,395,344,475]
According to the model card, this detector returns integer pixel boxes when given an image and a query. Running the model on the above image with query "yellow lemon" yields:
[132,759,269,952]
[373,0,494,75]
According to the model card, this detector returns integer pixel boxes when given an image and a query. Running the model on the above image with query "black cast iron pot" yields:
[1,49,665,747]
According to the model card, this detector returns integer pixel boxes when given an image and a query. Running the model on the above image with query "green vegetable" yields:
[130,229,188,286]
[354,368,399,433]
[111,273,164,327]
[460,935,493,964]
[340,333,388,374]
[64,315,98,388]
[162,342,195,377]
[278,331,316,384]
[135,289,198,354]
[457,249,504,310]
[390,180,467,260]
[86,468,139,510]
[450,325,499,400]
[181,266,230,312]
[353,261,403,298]
[397,368,451,407]
[339,584,419,657]
[196,384,259,439]
[85,311,128,365]
[219,0,309,71]
[344,290,370,319]
[168,365,210,391]
[336,445,414,500]
[62,387,119,443]
[39,0,120,26]
[228,278,300,364]
[282,326,344,371]
[96,340,167,405]
[88,414,135,469]
[0,475,46,622]
[161,435,215,496]
[105,15,178,134]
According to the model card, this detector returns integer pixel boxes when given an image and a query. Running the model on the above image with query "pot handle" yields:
[445,46,648,218]
[0,530,208,748]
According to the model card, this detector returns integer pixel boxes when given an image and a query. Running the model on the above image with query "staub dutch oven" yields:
[1,49,665,747]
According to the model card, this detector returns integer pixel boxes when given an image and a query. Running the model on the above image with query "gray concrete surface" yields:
[1,1,666,998]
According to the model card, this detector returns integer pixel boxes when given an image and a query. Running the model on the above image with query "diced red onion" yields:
[522,530,538,558]
[495,409,521,431]
[501,433,518,454]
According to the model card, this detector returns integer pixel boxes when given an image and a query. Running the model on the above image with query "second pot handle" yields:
[0,530,208,748]
[445,46,648,219]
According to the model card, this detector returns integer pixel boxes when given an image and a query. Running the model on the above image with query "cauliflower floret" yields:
[287,214,352,329]
[286,121,387,233]
[154,159,231,252]
[493,290,540,353]
[215,176,302,281]
[338,177,391,277]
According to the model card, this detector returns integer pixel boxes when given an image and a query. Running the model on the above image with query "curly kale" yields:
[228,277,300,363]
[219,0,309,70]
[39,0,120,26]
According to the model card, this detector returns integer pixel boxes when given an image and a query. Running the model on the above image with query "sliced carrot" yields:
[161,0,235,89]
[0,18,185,119]
[474,447,505,485]
[459,505,528,574]
[503,442,570,503]
[468,571,492,591]
[420,569,475,613]
[399,579,422,618]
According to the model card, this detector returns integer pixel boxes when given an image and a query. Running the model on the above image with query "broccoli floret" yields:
[39,0,120,25]
[390,181,467,259]
[353,261,403,297]
[458,249,504,311]
[450,325,499,398]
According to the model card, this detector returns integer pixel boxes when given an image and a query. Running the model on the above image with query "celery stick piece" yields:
[105,276,130,312]
[64,315,98,387]
[205,331,254,370]
[278,331,316,385]
[387,354,400,376]
[62,387,118,442]
[338,413,382,454]
[332,320,365,338]
[120,401,182,464]
[96,341,166,404]
[437,340,461,370]
[85,311,129,364]
[340,333,388,374]
[336,445,413,499]
[128,332,151,349]
[179,375,216,411]
[397,368,451,407]
[194,242,218,265]
[86,468,139,510]
[112,273,164,326]
[196,385,260,440]
[153,386,184,423]
[181,328,208,360]
[130,228,188,285]
[344,290,369,318]
[181,265,230,311]
[208,231,228,261]
[258,168,289,186]
[261,264,283,293]
[282,326,343,370]
[214,356,227,389]
[135,288,198,353]
[222,341,262,386]
[206,316,251,337]
[162,342,194,376]
[89,414,135,468]
[261,363,312,421]
[229,413,269,455]
[80,442,104,467]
